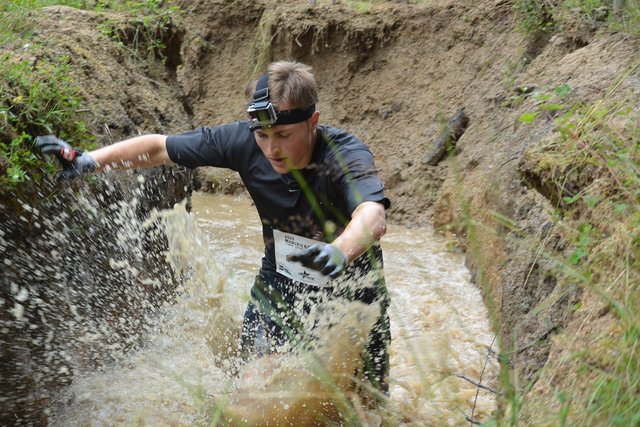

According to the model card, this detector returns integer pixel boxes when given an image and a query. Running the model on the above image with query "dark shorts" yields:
[240,270,391,393]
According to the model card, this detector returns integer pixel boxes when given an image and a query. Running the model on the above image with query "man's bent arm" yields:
[332,201,387,264]
[90,134,172,171]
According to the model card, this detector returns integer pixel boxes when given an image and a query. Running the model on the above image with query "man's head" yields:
[248,61,321,174]
[267,61,318,111]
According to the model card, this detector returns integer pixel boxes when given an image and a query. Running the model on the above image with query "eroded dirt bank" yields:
[2,0,638,424]
[0,5,194,424]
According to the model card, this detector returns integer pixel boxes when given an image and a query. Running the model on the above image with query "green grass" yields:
[492,57,640,426]
[0,0,178,189]
[514,0,640,37]
[0,53,95,187]
[0,0,86,43]
[95,0,180,63]
[0,0,94,188]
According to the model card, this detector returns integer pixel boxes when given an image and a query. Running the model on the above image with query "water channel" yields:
[51,192,498,426]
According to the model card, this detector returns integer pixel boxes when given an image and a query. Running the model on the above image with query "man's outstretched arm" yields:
[36,134,173,179]
[90,134,172,171]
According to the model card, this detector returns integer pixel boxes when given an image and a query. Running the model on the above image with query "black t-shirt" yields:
[166,121,390,278]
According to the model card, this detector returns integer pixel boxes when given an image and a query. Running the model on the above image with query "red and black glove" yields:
[36,135,97,180]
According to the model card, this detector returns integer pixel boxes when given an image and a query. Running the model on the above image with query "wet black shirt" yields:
[166,121,390,278]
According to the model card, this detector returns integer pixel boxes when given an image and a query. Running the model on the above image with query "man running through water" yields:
[37,60,391,393]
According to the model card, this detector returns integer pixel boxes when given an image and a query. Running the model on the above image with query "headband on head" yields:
[247,74,315,132]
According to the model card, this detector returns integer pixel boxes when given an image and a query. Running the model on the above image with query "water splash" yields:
[7,191,499,425]
[48,194,388,425]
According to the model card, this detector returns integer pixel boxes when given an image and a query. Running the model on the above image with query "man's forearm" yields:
[332,201,387,264]
[89,134,172,171]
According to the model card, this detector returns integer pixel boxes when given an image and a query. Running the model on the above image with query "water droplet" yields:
[16,287,29,302]
[12,303,24,320]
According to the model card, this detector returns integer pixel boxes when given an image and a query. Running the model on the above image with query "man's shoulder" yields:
[169,121,252,143]
[319,125,369,150]
[166,121,257,169]
[204,121,253,140]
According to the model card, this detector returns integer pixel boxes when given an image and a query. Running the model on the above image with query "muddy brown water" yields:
[50,192,498,426]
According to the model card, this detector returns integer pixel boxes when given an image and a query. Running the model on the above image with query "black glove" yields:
[35,135,97,180]
[287,243,347,279]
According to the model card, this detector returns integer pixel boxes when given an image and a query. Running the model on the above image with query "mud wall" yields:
[0,6,194,425]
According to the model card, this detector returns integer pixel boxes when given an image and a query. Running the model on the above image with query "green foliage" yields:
[580,323,640,424]
[0,54,94,187]
[513,0,554,35]
[515,83,572,123]
[96,1,180,62]
[0,0,179,188]
[610,0,640,36]
[1,0,179,60]
[1,132,36,184]
[497,59,640,425]
[0,0,85,43]
[568,222,592,265]
[514,0,640,37]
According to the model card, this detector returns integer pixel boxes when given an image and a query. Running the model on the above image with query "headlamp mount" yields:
[247,74,315,132]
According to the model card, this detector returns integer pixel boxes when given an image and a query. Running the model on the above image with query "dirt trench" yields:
[2,0,639,424]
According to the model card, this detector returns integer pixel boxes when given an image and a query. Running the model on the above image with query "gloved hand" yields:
[35,135,97,180]
[287,243,347,279]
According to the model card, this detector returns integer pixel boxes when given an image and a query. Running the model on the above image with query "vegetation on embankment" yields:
[483,1,640,425]
[0,1,192,424]
[0,0,94,187]
[514,71,640,426]
[0,0,178,190]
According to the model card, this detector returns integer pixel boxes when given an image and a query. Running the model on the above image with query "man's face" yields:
[253,107,320,174]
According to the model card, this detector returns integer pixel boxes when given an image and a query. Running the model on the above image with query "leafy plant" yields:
[514,0,640,38]
[516,83,572,123]
[513,0,555,35]
[96,0,180,62]
[0,0,181,188]
[0,53,95,187]
[0,0,88,43]
[496,58,640,425]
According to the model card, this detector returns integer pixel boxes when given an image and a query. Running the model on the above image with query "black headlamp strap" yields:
[253,74,270,102]
[275,104,316,125]
[248,73,316,131]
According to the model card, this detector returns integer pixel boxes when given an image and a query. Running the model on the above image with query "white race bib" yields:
[273,229,332,287]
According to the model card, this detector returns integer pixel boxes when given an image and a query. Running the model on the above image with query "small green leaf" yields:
[554,83,571,98]
[532,91,550,102]
[563,194,581,204]
[614,203,628,213]
[540,103,563,111]
[519,112,538,123]
[584,195,598,209]
[594,107,609,119]
[569,247,586,265]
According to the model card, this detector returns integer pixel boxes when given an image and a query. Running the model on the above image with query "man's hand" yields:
[287,243,347,279]
[36,135,97,180]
